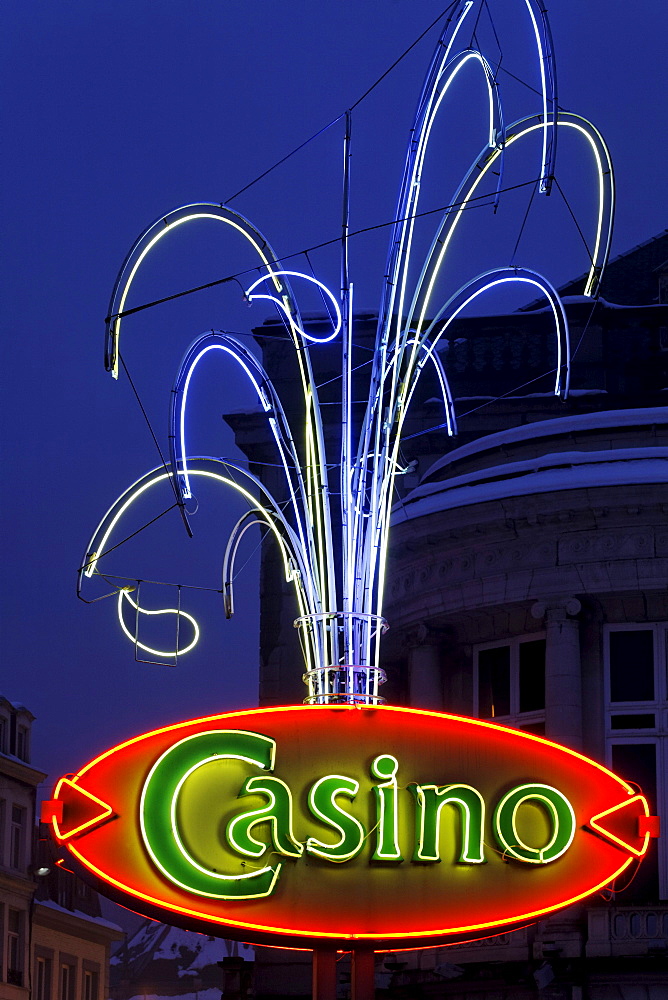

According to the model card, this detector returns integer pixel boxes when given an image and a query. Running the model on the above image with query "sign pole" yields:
[312,947,337,1000]
[351,948,375,1000]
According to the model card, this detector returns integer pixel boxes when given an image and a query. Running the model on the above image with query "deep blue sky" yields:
[2,0,667,792]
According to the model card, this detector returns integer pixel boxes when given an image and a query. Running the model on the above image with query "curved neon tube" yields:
[106,204,292,379]
[82,462,308,590]
[117,588,200,657]
[88,3,616,696]
[169,334,315,612]
[421,268,569,397]
[104,206,337,643]
[384,336,457,437]
[177,342,271,501]
[80,461,315,661]
[245,271,342,344]
[523,0,557,193]
[411,115,613,339]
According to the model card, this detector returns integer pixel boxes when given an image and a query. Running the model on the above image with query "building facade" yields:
[225,231,668,998]
[0,697,122,1000]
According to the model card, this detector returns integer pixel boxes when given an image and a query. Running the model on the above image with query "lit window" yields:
[475,636,545,733]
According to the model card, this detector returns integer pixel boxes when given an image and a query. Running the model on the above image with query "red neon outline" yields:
[41,799,63,824]
[54,704,642,945]
[52,777,113,842]
[589,793,651,858]
[70,704,637,795]
[65,840,633,943]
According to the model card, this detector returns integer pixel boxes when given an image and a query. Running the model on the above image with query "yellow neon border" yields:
[52,777,113,842]
[589,793,651,858]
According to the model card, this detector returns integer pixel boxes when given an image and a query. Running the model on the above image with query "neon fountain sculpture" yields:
[79,0,614,706]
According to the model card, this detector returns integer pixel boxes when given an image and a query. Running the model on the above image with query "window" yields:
[10,805,26,870]
[0,799,5,864]
[35,955,52,1000]
[604,623,668,900]
[16,725,29,762]
[60,962,75,1000]
[57,880,72,910]
[0,715,7,754]
[7,908,23,987]
[82,967,99,1000]
[475,636,546,732]
[608,628,654,702]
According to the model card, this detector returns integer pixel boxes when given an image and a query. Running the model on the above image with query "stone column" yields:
[407,624,443,709]
[531,597,582,749]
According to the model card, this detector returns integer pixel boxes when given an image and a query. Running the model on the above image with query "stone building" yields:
[226,231,668,998]
[0,696,122,1000]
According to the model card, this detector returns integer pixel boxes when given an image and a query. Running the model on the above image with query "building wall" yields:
[226,234,668,997]
[0,699,121,1000]
[32,905,118,1000]
[379,412,668,995]
[0,699,46,999]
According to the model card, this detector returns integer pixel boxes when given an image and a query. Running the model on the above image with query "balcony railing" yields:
[587,906,668,957]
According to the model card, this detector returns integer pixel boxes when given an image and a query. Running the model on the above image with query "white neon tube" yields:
[117,588,200,658]
[245,271,342,344]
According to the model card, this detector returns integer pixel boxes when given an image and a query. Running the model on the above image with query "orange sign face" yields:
[45,705,657,949]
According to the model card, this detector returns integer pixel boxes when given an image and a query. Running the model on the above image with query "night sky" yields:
[3,1,667,797]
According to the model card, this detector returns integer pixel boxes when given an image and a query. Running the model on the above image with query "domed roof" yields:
[394,407,668,523]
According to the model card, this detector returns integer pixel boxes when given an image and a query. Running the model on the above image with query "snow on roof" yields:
[422,407,668,482]
[393,450,668,523]
[36,899,123,933]
[112,918,252,969]
[0,695,34,718]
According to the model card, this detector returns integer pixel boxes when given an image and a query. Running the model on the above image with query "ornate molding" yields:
[531,597,582,621]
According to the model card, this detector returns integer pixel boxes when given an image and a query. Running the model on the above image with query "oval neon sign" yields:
[45,705,656,949]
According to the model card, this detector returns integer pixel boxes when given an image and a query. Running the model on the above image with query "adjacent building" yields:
[227,230,668,998]
[0,696,122,1000]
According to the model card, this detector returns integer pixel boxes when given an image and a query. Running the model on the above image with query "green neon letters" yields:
[494,784,576,863]
[140,730,578,898]
[227,776,303,859]
[306,775,365,862]
[412,784,486,863]
[140,730,281,900]
[371,755,403,861]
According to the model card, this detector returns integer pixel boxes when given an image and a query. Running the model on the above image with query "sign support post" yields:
[312,948,337,1000]
[351,949,375,1000]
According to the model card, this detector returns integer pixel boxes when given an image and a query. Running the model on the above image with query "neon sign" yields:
[63,0,656,956]
[45,705,658,950]
[79,1,614,698]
